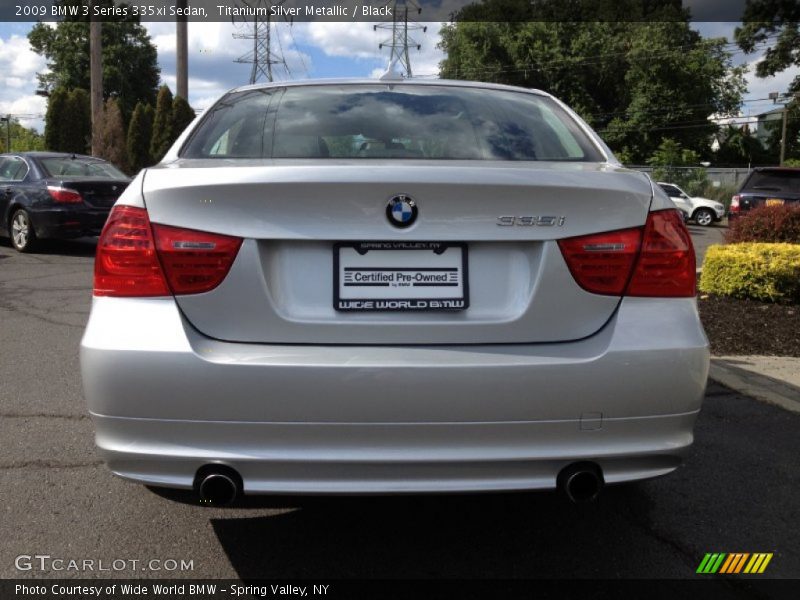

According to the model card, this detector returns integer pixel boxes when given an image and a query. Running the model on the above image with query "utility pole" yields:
[781,104,788,165]
[176,0,188,99]
[232,1,289,84]
[374,0,427,78]
[89,1,103,156]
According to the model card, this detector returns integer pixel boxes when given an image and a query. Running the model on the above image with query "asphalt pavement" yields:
[687,221,726,269]
[1,232,798,581]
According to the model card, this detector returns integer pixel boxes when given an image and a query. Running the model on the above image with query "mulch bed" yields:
[697,293,800,356]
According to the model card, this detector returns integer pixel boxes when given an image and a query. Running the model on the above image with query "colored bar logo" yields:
[696,553,773,574]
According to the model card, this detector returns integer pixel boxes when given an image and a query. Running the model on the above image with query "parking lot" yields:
[1,228,798,580]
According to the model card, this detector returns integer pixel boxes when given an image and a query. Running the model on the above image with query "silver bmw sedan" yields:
[80,78,709,505]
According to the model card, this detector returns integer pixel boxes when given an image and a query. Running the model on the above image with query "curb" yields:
[709,359,800,414]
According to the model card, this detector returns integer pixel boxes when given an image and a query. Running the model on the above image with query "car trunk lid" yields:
[142,160,653,345]
[56,179,129,209]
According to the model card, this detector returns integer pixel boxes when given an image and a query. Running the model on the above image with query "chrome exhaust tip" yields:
[557,462,603,504]
[195,467,241,506]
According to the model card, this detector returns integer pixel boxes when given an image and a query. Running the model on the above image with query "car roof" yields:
[0,152,104,161]
[230,77,551,98]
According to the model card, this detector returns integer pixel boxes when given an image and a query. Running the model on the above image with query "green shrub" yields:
[700,183,737,208]
[725,204,800,244]
[699,243,800,303]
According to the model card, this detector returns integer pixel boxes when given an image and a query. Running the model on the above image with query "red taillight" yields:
[558,209,695,298]
[730,195,740,213]
[48,186,83,204]
[94,206,170,297]
[94,205,242,297]
[557,227,642,295]
[151,224,243,295]
[626,209,696,297]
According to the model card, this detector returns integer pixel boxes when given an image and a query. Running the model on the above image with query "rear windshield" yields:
[181,84,604,161]
[40,157,127,179]
[742,170,800,194]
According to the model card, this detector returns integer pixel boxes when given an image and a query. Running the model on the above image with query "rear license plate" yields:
[766,198,785,206]
[334,242,468,311]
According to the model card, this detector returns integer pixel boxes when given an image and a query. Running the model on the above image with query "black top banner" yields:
[0,0,761,23]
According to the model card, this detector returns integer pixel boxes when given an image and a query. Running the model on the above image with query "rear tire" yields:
[10,209,37,252]
[693,208,715,227]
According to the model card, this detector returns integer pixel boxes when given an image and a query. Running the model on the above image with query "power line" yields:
[287,25,309,78]
[577,97,780,122]
[0,114,45,120]
[274,21,291,78]
[597,116,800,136]
[415,33,782,79]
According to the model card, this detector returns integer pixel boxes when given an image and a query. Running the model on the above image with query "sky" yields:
[0,20,797,133]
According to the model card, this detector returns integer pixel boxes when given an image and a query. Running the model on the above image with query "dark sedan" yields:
[0,152,130,252]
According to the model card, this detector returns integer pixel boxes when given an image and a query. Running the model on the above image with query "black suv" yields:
[730,167,800,219]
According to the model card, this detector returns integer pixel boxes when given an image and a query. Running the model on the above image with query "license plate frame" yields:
[333,241,469,312]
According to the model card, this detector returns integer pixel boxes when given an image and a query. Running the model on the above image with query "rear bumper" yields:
[728,197,799,219]
[91,413,697,493]
[81,296,709,494]
[32,206,109,238]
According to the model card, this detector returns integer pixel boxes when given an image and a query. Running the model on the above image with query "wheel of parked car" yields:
[693,208,715,227]
[10,209,36,252]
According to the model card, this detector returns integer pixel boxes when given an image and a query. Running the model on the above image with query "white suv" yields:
[657,182,725,227]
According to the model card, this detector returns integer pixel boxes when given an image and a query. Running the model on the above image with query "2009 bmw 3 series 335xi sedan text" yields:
[80,78,709,505]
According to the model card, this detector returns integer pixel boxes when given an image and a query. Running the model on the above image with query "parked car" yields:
[0,152,130,252]
[81,78,708,506]
[657,182,725,227]
[730,167,800,219]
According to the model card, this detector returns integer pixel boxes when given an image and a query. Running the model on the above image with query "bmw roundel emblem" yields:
[386,195,418,228]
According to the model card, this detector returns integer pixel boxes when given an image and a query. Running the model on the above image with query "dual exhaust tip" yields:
[193,461,604,506]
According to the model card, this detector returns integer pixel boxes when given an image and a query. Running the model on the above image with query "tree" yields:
[28,0,159,122]
[127,101,154,174]
[170,96,195,143]
[150,85,174,163]
[44,87,69,151]
[713,124,771,166]
[0,118,46,153]
[647,138,708,195]
[736,1,800,92]
[438,1,745,163]
[94,98,129,173]
[59,89,92,154]
[144,104,155,132]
